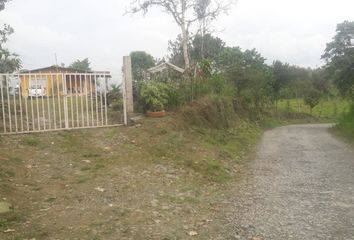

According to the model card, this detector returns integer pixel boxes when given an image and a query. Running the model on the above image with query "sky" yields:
[0,0,353,77]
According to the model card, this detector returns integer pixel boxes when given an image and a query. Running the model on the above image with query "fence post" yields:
[63,73,69,129]
[123,56,134,125]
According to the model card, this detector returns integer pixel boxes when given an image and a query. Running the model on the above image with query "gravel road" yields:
[227,124,354,240]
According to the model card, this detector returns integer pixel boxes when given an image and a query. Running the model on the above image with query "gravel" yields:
[227,124,354,240]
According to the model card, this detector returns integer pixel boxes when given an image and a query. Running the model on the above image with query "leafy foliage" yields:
[336,105,354,139]
[140,81,169,112]
[168,33,225,67]
[322,21,354,100]
[304,89,322,112]
[130,51,155,83]
[271,60,292,103]
[0,22,21,72]
[107,84,123,111]
[0,0,10,11]
[129,0,232,69]
[69,58,91,71]
[216,47,275,107]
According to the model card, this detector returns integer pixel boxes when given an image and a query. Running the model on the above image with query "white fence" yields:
[0,72,125,134]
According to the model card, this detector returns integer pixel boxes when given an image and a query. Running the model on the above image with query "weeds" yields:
[334,105,354,141]
[21,137,41,146]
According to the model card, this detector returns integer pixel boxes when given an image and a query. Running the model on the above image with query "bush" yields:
[140,81,169,112]
[304,89,321,112]
[336,104,354,139]
[179,96,238,129]
[107,84,123,112]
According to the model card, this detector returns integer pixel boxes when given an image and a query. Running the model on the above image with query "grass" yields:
[332,105,354,142]
[3,95,341,239]
[21,136,41,146]
[4,93,348,239]
[278,98,350,120]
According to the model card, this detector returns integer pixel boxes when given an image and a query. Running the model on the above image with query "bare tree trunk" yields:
[180,1,190,70]
[181,24,190,70]
[200,18,206,59]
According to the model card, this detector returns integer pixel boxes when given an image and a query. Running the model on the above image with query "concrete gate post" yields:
[123,56,134,125]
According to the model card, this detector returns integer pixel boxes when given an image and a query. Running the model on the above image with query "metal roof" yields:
[147,62,185,74]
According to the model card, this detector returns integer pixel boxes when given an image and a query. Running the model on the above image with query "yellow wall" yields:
[21,74,64,97]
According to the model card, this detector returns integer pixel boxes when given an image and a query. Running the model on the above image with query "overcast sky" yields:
[0,0,353,76]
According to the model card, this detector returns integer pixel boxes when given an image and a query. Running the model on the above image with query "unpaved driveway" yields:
[227,124,354,240]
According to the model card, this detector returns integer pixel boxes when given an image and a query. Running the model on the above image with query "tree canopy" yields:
[168,33,225,67]
[129,0,232,70]
[0,0,21,73]
[130,51,155,82]
[69,58,91,71]
[322,20,354,100]
[0,0,10,11]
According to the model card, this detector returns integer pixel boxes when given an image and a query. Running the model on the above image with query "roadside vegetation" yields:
[334,106,354,142]
[321,21,354,141]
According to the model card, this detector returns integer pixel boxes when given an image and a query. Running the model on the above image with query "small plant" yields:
[140,81,169,112]
[107,84,123,111]
[304,89,322,113]
[22,137,40,146]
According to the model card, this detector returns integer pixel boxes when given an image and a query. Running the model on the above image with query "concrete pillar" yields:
[123,56,134,124]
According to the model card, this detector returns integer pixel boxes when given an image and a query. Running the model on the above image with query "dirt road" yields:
[227,124,354,240]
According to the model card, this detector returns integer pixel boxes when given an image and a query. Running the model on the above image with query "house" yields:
[147,62,185,75]
[20,66,110,97]
[145,62,185,83]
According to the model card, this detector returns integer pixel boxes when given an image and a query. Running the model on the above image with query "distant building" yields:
[20,66,110,97]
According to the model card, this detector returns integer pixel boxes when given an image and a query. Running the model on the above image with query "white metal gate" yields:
[0,72,126,135]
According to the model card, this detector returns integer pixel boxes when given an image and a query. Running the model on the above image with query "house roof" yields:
[147,62,185,74]
[21,66,110,75]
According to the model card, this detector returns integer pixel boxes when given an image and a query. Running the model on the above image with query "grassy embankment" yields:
[332,105,354,143]
[0,96,263,239]
[0,96,348,239]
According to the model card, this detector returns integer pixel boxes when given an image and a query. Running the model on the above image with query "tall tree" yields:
[322,20,354,100]
[168,34,189,67]
[129,0,232,71]
[130,51,155,82]
[216,47,274,106]
[0,0,21,73]
[168,33,225,66]
[271,60,291,105]
[0,0,10,11]
[69,58,91,71]
[191,33,225,61]
[130,51,155,110]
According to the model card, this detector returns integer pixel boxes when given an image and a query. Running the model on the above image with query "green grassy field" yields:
[277,98,351,120]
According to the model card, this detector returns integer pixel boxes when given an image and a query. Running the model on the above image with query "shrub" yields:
[140,81,169,112]
[337,104,354,139]
[107,84,123,111]
[304,89,321,113]
[180,95,238,129]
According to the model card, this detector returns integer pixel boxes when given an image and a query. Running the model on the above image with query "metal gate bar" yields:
[0,72,124,135]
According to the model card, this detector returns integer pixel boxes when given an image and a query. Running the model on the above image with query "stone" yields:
[161,206,170,210]
[0,202,12,214]
[94,187,105,192]
[130,115,144,124]
[188,231,198,236]
[151,199,159,208]
[3,229,15,233]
